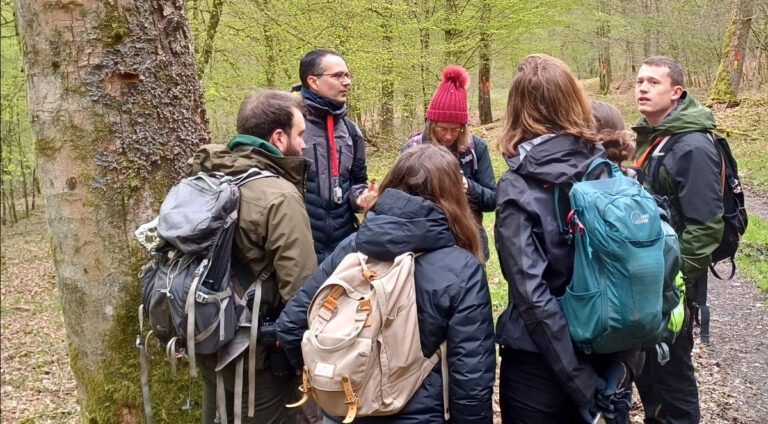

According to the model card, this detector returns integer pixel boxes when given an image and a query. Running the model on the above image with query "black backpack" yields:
[647,132,748,279]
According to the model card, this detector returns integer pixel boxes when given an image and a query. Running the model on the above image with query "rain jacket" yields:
[633,91,724,299]
[186,138,317,367]
[277,188,496,423]
[494,134,606,405]
[301,95,368,263]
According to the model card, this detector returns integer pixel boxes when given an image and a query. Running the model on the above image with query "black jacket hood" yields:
[506,134,606,184]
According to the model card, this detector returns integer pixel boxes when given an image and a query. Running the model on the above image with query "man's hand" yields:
[356,180,378,209]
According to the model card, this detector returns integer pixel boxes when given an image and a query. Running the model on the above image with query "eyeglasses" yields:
[314,72,353,83]
[434,126,465,136]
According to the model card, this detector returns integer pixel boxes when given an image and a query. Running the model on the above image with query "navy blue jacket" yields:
[277,188,495,423]
[301,95,368,263]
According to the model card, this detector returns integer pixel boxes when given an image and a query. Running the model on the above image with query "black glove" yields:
[579,362,632,423]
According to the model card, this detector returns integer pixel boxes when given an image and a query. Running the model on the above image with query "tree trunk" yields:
[7,177,17,224]
[443,0,460,64]
[31,164,37,210]
[379,0,395,140]
[420,26,431,114]
[478,0,492,125]
[197,0,224,79]
[710,0,755,101]
[14,0,209,422]
[597,0,612,95]
[1,184,7,225]
[14,109,30,218]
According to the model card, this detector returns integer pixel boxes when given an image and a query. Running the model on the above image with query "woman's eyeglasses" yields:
[434,126,465,136]
[315,72,353,83]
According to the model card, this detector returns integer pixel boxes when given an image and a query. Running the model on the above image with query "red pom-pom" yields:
[441,65,469,89]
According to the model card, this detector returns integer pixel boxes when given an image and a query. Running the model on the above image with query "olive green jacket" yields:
[633,92,724,299]
[186,138,316,314]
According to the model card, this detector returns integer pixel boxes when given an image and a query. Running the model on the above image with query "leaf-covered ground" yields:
[1,208,80,423]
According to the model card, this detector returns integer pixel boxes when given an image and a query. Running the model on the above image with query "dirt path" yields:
[1,202,767,423]
[694,263,768,424]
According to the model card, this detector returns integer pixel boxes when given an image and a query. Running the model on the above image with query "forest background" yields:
[1,0,767,423]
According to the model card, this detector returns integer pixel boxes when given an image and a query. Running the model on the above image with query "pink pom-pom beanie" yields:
[426,65,470,125]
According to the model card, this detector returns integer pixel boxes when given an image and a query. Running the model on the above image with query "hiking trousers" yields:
[635,296,701,424]
[499,348,589,424]
[199,353,300,424]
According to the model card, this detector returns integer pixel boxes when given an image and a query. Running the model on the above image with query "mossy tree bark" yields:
[14,0,209,422]
[710,0,755,102]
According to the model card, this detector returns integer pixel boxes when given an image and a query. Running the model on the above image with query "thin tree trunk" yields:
[597,0,612,95]
[379,0,395,139]
[14,109,30,218]
[710,0,755,101]
[15,0,209,421]
[7,178,17,224]
[1,185,7,225]
[478,0,492,124]
[444,0,460,64]
[31,164,37,210]
[197,0,225,79]
[420,26,431,114]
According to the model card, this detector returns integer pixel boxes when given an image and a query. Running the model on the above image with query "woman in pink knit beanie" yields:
[402,65,497,260]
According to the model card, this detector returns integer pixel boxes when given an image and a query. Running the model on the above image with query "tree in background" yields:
[710,0,756,102]
[14,0,208,422]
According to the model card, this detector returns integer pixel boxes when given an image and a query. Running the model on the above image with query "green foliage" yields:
[1,0,37,225]
[736,214,768,294]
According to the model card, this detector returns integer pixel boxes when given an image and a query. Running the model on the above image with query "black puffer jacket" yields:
[494,134,606,405]
[301,96,368,263]
[277,188,496,423]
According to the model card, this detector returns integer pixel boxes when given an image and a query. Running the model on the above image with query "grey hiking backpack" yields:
[138,168,276,376]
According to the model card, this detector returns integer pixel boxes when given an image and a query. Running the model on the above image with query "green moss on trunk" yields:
[709,15,737,102]
[68,270,202,424]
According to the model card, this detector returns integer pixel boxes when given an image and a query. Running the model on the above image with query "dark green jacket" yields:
[633,92,723,299]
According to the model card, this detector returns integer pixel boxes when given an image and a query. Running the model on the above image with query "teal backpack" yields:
[557,158,681,354]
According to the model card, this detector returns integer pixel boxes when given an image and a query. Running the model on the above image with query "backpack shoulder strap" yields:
[231,168,278,186]
[342,117,362,158]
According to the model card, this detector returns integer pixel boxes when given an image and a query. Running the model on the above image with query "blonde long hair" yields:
[499,54,598,156]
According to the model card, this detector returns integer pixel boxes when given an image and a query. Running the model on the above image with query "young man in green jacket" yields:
[187,90,316,424]
[632,56,724,424]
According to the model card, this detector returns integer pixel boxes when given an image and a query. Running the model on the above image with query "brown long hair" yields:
[499,54,598,156]
[370,144,483,262]
[591,100,636,164]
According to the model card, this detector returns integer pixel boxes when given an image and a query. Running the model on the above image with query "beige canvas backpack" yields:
[287,251,448,423]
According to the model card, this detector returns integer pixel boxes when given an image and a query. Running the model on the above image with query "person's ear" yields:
[307,75,320,91]
[671,85,683,100]
[270,129,286,151]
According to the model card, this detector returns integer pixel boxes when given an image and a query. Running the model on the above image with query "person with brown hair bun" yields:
[278,144,496,423]
[591,100,636,165]
[494,54,635,424]
[403,65,496,260]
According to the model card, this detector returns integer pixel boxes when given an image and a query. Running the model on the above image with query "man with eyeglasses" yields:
[295,49,372,266]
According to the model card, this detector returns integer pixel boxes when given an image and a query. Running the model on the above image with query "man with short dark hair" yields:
[632,56,724,424]
[187,90,316,424]
[297,48,373,263]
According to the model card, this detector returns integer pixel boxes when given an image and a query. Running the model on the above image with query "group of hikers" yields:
[155,48,726,424]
